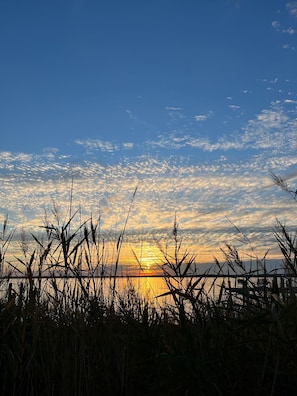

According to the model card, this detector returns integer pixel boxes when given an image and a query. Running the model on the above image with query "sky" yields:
[1,0,297,273]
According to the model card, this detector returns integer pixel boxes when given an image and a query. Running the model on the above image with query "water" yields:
[0,275,214,307]
[0,274,227,311]
[2,274,295,311]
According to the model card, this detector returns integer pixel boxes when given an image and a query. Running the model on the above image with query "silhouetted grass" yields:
[1,180,297,395]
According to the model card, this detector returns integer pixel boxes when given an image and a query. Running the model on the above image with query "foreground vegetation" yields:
[1,177,297,395]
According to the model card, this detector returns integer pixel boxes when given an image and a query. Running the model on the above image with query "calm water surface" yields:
[1,275,222,309]
[2,274,287,310]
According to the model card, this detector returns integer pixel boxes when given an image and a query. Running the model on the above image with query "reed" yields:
[1,178,297,395]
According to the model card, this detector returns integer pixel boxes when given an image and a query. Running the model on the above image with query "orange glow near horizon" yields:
[0,203,286,277]
[1,224,284,277]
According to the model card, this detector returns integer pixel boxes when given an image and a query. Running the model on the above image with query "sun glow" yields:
[129,242,163,274]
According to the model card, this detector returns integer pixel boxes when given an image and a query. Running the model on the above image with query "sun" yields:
[131,242,161,273]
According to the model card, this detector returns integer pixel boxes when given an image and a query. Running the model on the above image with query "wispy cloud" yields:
[254,108,288,128]
[0,151,33,163]
[3,140,297,268]
[272,20,281,31]
[194,115,208,122]
[186,137,241,151]
[272,13,296,36]
[165,106,183,111]
[75,139,134,153]
[75,139,135,153]
[284,99,297,103]
[148,101,297,154]
[286,2,297,18]
[283,27,295,34]
[283,43,296,50]
[228,104,240,110]
[76,139,118,152]
[122,142,134,149]
[194,111,214,122]
[165,106,185,122]
[1,149,296,264]
[126,109,136,120]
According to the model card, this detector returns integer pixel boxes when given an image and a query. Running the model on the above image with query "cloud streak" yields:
[75,139,134,153]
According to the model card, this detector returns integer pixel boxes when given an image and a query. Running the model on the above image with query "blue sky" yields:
[1,0,297,270]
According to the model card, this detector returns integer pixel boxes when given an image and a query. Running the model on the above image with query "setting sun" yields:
[129,242,163,274]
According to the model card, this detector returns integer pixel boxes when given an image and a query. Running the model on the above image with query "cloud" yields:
[126,109,136,120]
[272,20,281,30]
[165,107,185,123]
[2,144,297,269]
[255,109,288,128]
[75,139,135,154]
[236,105,297,153]
[75,139,118,152]
[165,106,183,111]
[148,132,242,152]
[194,115,208,122]
[282,43,295,50]
[122,142,134,149]
[148,101,297,154]
[0,151,33,163]
[282,27,295,34]
[284,99,297,103]
[272,17,295,36]
[228,104,240,110]
[286,2,297,18]
[186,138,241,152]
[194,111,214,122]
